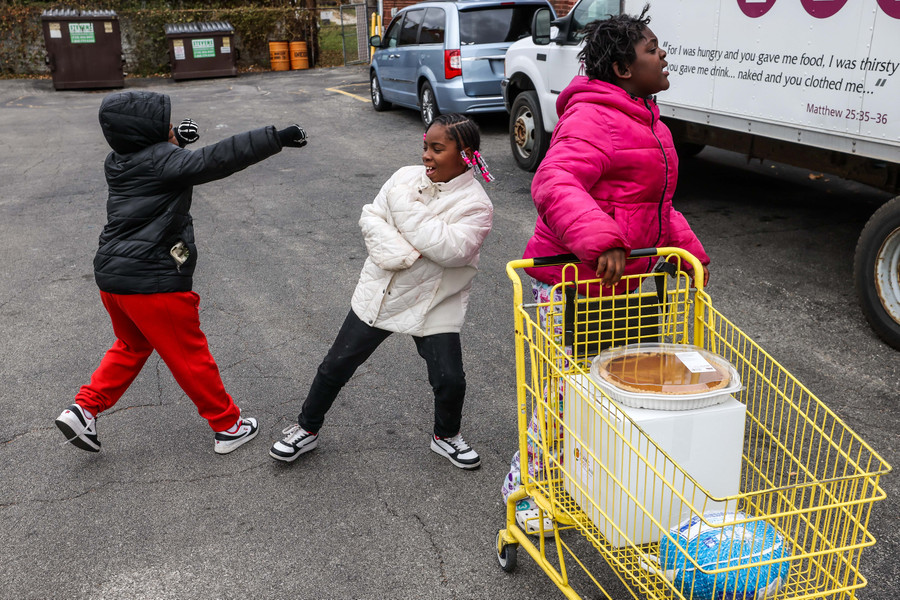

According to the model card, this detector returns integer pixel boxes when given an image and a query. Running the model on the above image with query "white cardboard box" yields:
[562,373,746,547]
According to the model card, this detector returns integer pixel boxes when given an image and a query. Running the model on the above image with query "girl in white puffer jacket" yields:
[270,114,494,470]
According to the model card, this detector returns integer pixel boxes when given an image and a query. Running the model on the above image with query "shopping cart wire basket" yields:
[496,248,890,600]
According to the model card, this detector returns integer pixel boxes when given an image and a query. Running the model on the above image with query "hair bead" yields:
[473,150,495,183]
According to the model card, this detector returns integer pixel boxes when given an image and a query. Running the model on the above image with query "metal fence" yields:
[340,3,374,65]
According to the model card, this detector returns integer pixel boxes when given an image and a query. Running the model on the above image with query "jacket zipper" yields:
[645,97,667,273]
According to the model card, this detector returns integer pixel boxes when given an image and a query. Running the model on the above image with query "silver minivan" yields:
[369,0,555,126]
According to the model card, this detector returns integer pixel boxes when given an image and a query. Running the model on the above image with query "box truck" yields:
[501,0,900,349]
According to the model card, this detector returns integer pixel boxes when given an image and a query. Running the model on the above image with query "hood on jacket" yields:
[556,77,659,124]
[99,91,171,154]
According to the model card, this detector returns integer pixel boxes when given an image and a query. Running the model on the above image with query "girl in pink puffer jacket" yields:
[503,5,711,512]
[525,5,709,294]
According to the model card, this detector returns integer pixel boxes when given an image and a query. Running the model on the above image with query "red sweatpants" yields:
[75,291,241,432]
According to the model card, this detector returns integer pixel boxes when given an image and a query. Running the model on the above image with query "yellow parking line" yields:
[326,87,369,103]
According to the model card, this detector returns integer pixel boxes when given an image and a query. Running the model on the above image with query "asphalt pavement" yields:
[1,65,898,599]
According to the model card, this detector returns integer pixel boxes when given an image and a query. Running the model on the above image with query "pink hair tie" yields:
[474,151,495,182]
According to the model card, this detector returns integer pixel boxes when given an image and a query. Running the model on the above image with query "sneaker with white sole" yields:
[214,416,259,454]
[55,404,100,452]
[269,423,318,462]
[431,433,481,470]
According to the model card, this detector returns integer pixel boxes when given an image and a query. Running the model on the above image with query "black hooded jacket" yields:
[94,90,283,294]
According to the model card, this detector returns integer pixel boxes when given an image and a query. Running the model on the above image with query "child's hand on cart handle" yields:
[595,247,626,287]
[701,265,710,287]
[690,264,710,288]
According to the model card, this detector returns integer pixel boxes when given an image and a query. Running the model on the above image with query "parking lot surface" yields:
[1,65,898,599]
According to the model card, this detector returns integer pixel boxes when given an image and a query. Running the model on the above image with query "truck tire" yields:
[510,91,550,172]
[853,195,900,350]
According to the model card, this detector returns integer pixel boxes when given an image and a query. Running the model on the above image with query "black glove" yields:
[277,124,308,148]
[174,118,200,147]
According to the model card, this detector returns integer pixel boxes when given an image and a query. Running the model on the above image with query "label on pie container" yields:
[675,351,717,373]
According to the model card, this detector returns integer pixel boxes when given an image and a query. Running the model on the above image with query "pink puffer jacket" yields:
[523,77,709,293]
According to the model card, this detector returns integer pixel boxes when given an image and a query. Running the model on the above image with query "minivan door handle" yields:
[388,53,400,59]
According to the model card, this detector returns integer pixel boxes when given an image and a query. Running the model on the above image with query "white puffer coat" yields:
[351,165,493,336]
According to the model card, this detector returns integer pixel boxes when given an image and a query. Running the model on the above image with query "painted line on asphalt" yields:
[326,86,369,103]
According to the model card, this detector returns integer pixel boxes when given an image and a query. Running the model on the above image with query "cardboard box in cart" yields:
[562,374,745,548]
[501,0,900,349]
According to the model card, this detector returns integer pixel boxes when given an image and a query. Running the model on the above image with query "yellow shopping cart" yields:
[496,248,891,600]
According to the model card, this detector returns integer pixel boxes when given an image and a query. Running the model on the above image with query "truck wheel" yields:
[419,82,439,128]
[370,71,391,111]
[854,195,900,350]
[510,91,549,172]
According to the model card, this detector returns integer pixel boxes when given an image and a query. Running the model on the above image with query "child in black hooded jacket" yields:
[55,90,307,455]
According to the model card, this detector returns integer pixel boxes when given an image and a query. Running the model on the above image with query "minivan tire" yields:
[419,82,440,128]
[370,71,392,111]
[510,91,549,172]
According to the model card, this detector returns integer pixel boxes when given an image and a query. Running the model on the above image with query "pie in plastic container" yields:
[590,343,742,410]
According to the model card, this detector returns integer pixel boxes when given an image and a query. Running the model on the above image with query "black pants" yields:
[298,310,466,437]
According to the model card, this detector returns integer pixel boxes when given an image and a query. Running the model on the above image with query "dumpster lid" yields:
[41,8,118,18]
[164,21,234,35]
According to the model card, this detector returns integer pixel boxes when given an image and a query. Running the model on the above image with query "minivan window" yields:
[459,6,544,45]
[419,8,446,44]
[382,18,402,48]
[398,9,425,46]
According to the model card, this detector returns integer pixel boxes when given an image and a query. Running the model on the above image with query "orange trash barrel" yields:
[268,41,290,71]
[290,41,309,70]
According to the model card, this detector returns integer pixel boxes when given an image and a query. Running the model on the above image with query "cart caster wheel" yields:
[497,530,518,572]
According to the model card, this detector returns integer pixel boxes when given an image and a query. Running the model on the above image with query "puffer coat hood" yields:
[524,77,708,295]
[99,91,171,154]
[92,90,283,295]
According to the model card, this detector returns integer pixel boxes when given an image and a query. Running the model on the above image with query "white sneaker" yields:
[431,433,481,470]
[214,416,259,454]
[55,404,100,452]
[269,424,318,462]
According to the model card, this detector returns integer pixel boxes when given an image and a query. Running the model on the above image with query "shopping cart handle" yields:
[629,248,659,258]
[529,248,658,267]
[531,253,578,267]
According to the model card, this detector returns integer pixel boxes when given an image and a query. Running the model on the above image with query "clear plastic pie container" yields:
[589,343,742,411]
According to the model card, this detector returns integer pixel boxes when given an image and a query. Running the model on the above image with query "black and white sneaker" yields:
[55,404,100,452]
[214,416,259,454]
[431,433,481,470]
[269,424,318,462]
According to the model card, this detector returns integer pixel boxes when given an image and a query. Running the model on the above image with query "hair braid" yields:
[578,3,651,83]
[426,113,494,182]
[429,113,481,153]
